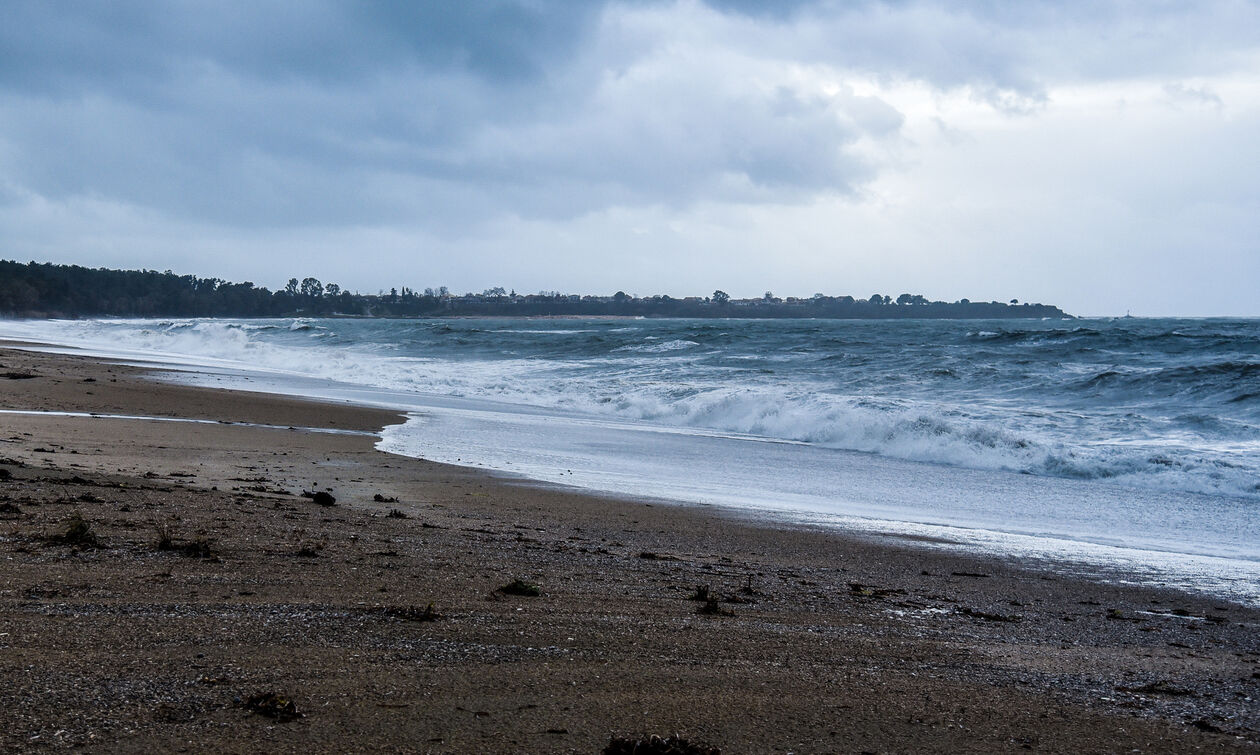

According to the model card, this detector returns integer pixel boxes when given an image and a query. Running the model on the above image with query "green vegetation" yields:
[0,260,1070,319]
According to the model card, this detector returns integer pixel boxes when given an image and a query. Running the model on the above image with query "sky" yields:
[1,1,1258,316]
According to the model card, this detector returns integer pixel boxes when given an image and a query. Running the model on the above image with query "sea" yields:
[2,316,1258,603]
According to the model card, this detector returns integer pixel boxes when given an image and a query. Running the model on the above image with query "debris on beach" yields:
[382,603,441,622]
[301,490,336,506]
[739,574,758,596]
[848,582,906,599]
[1107,608,1143,621]
[154,526,215,559]
[373,493,398,503]
[697,596,734,617]
[498,579,541,597]
[604,733,721,755]
[690,584,753,607]
[1117,680,1194,696]
[639,551,679,561]
[44,512,101,548]
[242,691,303,722]
[958,606,1021,623]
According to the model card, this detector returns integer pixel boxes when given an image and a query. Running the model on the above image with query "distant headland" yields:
[0,260,1070,319]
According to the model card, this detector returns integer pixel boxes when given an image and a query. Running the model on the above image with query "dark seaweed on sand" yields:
[242,692,302,722]
[499,579,541,597]
[382,604,441,622]
[301,490,336,506]
[604,733,721,755]
[45,513,101,548]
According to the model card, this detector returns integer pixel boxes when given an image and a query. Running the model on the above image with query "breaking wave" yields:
[2,316,1257,499]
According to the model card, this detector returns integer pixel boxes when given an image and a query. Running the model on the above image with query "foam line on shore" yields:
[0,409,376,436]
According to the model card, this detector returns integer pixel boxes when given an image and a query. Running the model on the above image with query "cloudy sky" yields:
[2,1,1257,316]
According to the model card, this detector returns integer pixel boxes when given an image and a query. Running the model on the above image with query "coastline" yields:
[1,345,1257,751]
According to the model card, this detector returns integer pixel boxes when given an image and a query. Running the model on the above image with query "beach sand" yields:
[1,345,1257,752]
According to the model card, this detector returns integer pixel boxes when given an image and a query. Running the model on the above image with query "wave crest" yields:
[3,316,1256,499]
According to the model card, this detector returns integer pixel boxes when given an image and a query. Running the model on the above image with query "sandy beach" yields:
[1,344,1257,753]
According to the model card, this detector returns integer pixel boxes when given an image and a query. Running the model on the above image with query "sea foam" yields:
[2,316,1256,499]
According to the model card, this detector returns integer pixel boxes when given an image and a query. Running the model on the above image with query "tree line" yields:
[0,260,1069,319]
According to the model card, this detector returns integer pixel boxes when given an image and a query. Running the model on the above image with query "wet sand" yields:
[1,345,1257,752]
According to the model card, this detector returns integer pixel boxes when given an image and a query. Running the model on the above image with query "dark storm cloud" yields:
[0,0,900,227]
[0,1,607,225]
[0,0,1257,230]
[0,1,601,92]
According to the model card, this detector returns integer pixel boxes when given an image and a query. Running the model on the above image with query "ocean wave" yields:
[489,328,598,335]
[1073,361,1260,406]
[4,316,1257,499]
[584,386,1259,497]
[288,318,318,331]
[967,327,1105,344]
[613,339,700,353]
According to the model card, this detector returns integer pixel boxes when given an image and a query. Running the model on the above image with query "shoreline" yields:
[15,332,1259,605]
[1,345,1258,751]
